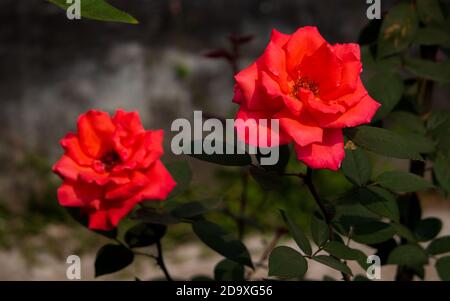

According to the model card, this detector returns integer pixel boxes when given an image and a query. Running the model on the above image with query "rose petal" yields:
[295,128,345,171]
[77,110,115,158]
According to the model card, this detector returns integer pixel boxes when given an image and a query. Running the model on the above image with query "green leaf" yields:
[170,199,221,219]
[416,0,445,26]
[311,214,329,247]
[280,210,312,256]
[189,140,252,166]
[404,58,450,84]
[388,111,426,134]
[125,223,166,248]
[366,72,404,120]
[214,259,245,281]
[341,147,372,186]
[165,161,192,198]
[135,208,180,225]
[361,46,402,73]
[192,220,253,268]
[427,236,450,255]
[414,218,442,242]
[312,255,353,276]
[256,144,290,172]
[391,222,416,242]
[268,246,307,278]
[376,171,433,193]
[414,27,450,48]
[398,132,435,154]
[323,241,361,260]
[434,153,450,195]
[377,3,418,58]
[48,0,138,24]
[436,256,450,281]
[352,221,396,244]
[95,244,134,277]
[387,244,428,267]
[345,126,422,160]
[358,186,399,222]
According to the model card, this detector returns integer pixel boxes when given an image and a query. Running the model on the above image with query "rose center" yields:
[291,77,319,98]
[101,151,122,172]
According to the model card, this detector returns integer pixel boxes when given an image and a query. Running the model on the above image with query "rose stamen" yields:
[291,77,319,98]
[101,151,122,172]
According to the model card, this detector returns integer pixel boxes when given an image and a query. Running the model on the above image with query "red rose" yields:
[233,26,380,170]
[53,109,176,230]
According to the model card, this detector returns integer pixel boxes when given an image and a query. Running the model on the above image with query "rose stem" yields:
[304,167,350,281]
[156,240,173,281]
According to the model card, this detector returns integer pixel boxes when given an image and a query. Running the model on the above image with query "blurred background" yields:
[0,0,448,280]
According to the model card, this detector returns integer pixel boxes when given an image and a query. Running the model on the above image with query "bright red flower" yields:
[53,109,176,230]
[233,26,380,170]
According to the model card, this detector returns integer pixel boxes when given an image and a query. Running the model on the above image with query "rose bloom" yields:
[53,109,176,230]
[233,26,380,170]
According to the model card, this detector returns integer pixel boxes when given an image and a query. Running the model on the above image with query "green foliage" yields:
[436,257,450,281]
[387,244,428,267]
[95,244,134,277]
[312,255,352,276]
[214,259,245,281]
[192,220,253,268]
[280,210,312,256]
[344,126,422,160]
[375,171,433,193]
[341,147,372,186]
[427,236,450,255]
[367,72,404,120]
[165,161,192,198]
[413,218,442,242]
[48,0,138,24]
[189,140,252,166]
[268,246,307,278]
[377,3,418,58]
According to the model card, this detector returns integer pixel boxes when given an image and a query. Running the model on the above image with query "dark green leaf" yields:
[323,241,361,260]
[352,221,396,244]
[367,72,404,120]
[376,171,433,193]
[404,58,450,84]
[268,246,307,278]
[214,259,245,281]
[256,145,290,172]
[165,161,192,198]
[388,111,426,134]
[341,147,372,186]
[387,244,428,267]
[95,244,134,277]
[436,256,450,281]
[280,210,312,256]
[312,255,353,276]
[398,132,435,154]
[344,126,422,160]
[311,214,329,247]
[428,236,450,255]
[192,220,253,268]
[434,153,450,195]
[125,223,166,248]
[391,222,416,242]
[377,3,418,58]
[358,186,399,222]
[48,0,138,24]
[189,140,252,166]
[416,0,445,26]
[414,218,442,242]
[414,27,450,47]
[135,208,180,225]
